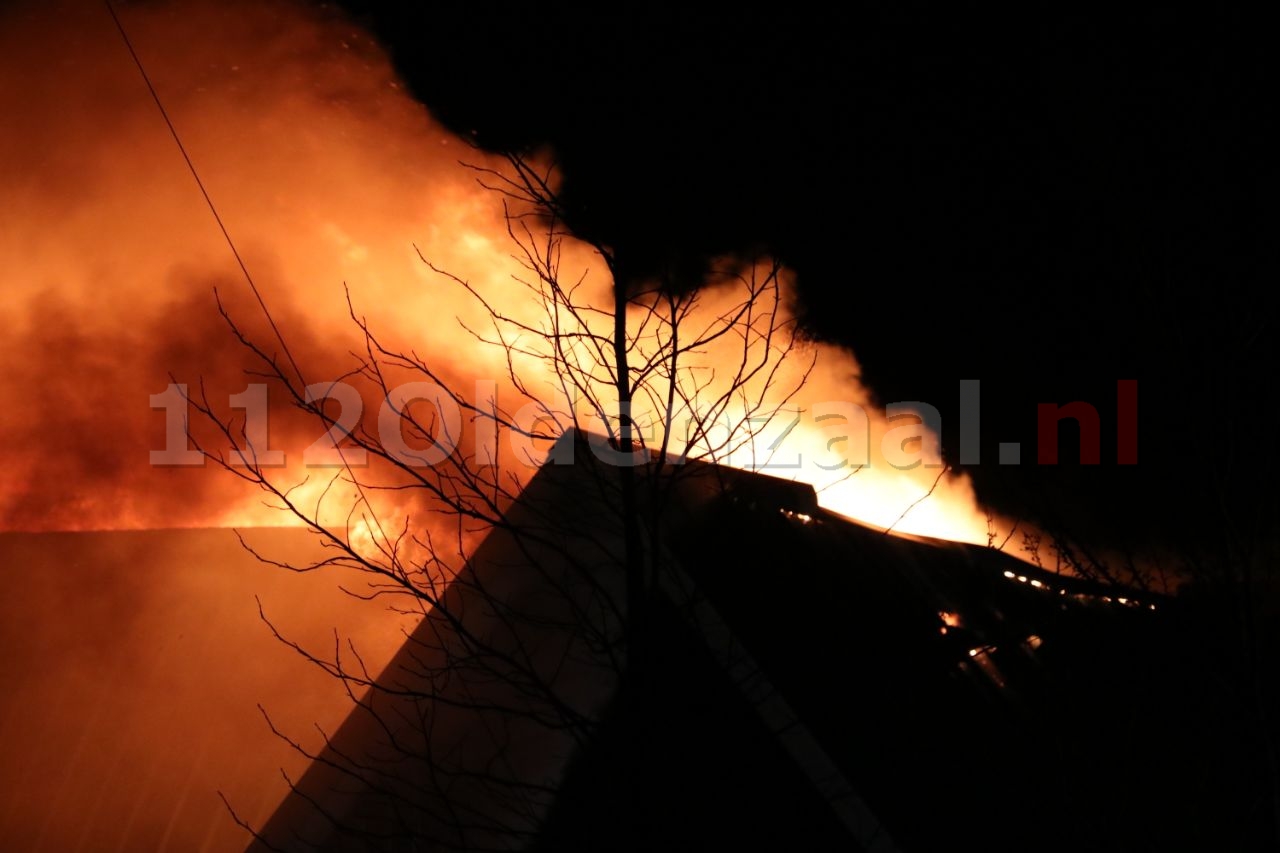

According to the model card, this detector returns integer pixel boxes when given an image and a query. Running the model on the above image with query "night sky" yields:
[336,3,1269,559]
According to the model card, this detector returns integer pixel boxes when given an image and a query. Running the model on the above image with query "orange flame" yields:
[0,2,1043,849]
[0,0,1017,552]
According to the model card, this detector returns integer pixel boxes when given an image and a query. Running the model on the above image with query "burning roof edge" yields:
[248,428,1160,851]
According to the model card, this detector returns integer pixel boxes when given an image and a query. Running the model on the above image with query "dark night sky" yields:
[333,3,1269,558]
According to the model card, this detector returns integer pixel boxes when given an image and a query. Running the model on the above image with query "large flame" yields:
[0,0,1013,547]
[0,2,1038,848]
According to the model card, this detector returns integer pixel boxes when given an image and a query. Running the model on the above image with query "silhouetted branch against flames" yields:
[190,148,813,849]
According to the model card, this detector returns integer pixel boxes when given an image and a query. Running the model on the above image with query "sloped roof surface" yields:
[253,436,1257,851]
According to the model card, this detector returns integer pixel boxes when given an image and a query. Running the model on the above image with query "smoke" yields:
[0,0,1027,847]
[0,0,1010,546]
[0,526,420,851]
[0,0,527,531]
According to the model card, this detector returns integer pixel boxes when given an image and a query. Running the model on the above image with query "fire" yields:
[681,323,1001,545]
[0,0,1020,552]
[0,0,530,532]
[0,5,1056,852]
[0,1,1048,849]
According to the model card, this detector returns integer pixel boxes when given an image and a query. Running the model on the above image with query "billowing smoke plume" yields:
[0,0,525,531]
[0,1,1030,848]
[0,0,1005,544]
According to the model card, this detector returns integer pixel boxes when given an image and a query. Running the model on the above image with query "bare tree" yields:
[189,150,816,850]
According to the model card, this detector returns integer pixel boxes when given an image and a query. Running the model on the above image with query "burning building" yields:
[244,431,1195,852]
[1,2,1269,849]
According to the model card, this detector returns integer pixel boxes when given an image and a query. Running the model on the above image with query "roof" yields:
[249,431,1256,851]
